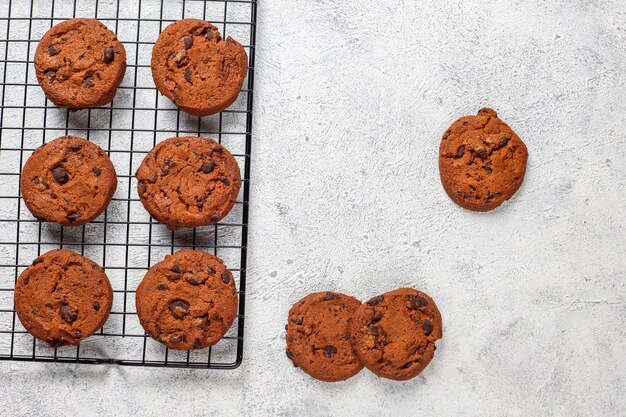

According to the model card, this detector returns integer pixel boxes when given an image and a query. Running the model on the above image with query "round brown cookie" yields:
[20,136,117,227]
[135,250,238,350]
[439,108,528,211]
[286,292,363,382]
[151,18,248,116]
[136,136,241,229]
[349,288,442,381]
[14,249,113,347]
[34,18,126,108]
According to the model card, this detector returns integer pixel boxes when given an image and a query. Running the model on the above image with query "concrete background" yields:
[1,0,625,416]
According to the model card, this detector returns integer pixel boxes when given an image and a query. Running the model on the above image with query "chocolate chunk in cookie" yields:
[14,250,113,347]
[286,292,363,382]
[20,136,117,226]
[349,288,442,381]
[34,18,126,108]
[439,108,528,211]
[135,250,238,350]
[151,19,248,116]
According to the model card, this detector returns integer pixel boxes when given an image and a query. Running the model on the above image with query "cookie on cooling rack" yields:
[135,250,238,350]
[136,136,241,229]
[20,136,117,227]
[34,18,126,108]
[439,108,528,211]
[349,288,442,381]
[286,292,364,382]
[151,18,248,116]
[14,250,113,347]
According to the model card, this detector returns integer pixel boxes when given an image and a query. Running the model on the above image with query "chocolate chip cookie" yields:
[286,292,363,382]
[136,136,241,229]
[20,136,117,226]
[439,108,528,211]
[151,18,248,116]
[14,249,113,347]
[349,288,442,381]
[34,18,126,108]
[135,250,238,350]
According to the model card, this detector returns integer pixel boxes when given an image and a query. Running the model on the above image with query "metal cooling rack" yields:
[0,0,256,369]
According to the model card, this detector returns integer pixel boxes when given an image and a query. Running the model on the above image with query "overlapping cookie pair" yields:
[285,288,442,382]
[34,18,248,116]
[15,249,238,350]
[20,135,241,229]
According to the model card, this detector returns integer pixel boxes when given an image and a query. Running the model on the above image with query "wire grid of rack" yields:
[0,0,255,369]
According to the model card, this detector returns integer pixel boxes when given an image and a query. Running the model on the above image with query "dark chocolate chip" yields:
[209,215,219,222]
[51,166,68,184]
[169,300,190,320]
[482,165,493,174]
[49,193,57,199]
[92,166,101,176]
[60,305,77,323]
[199,316,210,328]
[324,292,336,301]
[213,145,223,153]
[220,176,231,186]
[23,277,29,285]
[176,54,188,68]
[476,148,488,159]
[160,167,169,176]
[41,178,49,189]
[33,176,40,184]
[221,271,231,284]
[368,324,379,338]
[186,276,202,285]
[422,319,433,336]
[93,302,100,311]
[104,47,114,64]
[169,335,183,344]
[49,43,59,56]
[171,264,181,273]
[409,295,429,310]
[372,311,383,322]
[138,181,146,194]
[484,192,503,202]
[157,284,169,290]
[32,257,44,265]
[201,161,216,174]
[182,36,193,50]
[455,145,465,158]
[290,317,303,325]
[208,266,216,275]
[206,31,215,40]
[184,67,192,83]
[324,345,338,357]
[69,144,81,152]
[83,76,94,87]
[166,275,180,282]
[193,339,202,349]
[66,212,79,222]
[147,175,157,184]
[368,295,384,307]
[401,361,414,369]
[44,70,56,81]
[285,349,293,360]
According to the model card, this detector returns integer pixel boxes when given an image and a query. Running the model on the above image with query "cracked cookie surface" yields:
[34,18,126,108]
[136,136,241,229]
[286,292,363,382]
[135,250,238,350]
[151,18,248,116]
[439,108,528,211]
[20,136,118,226]
[14,249,113,347]
[349,288,442,381]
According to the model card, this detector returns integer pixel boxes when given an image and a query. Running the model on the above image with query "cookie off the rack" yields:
[286,292,364,382]
[151,18,248,116]
[349,288,443,381]
[20,136,117,226]
[439,108,528,211]
[34,18,126,108]
[136,136,241,229]
[135,250,238,350]
[14,250,113,347]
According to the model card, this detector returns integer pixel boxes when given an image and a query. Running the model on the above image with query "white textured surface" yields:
[1,0,626,416]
